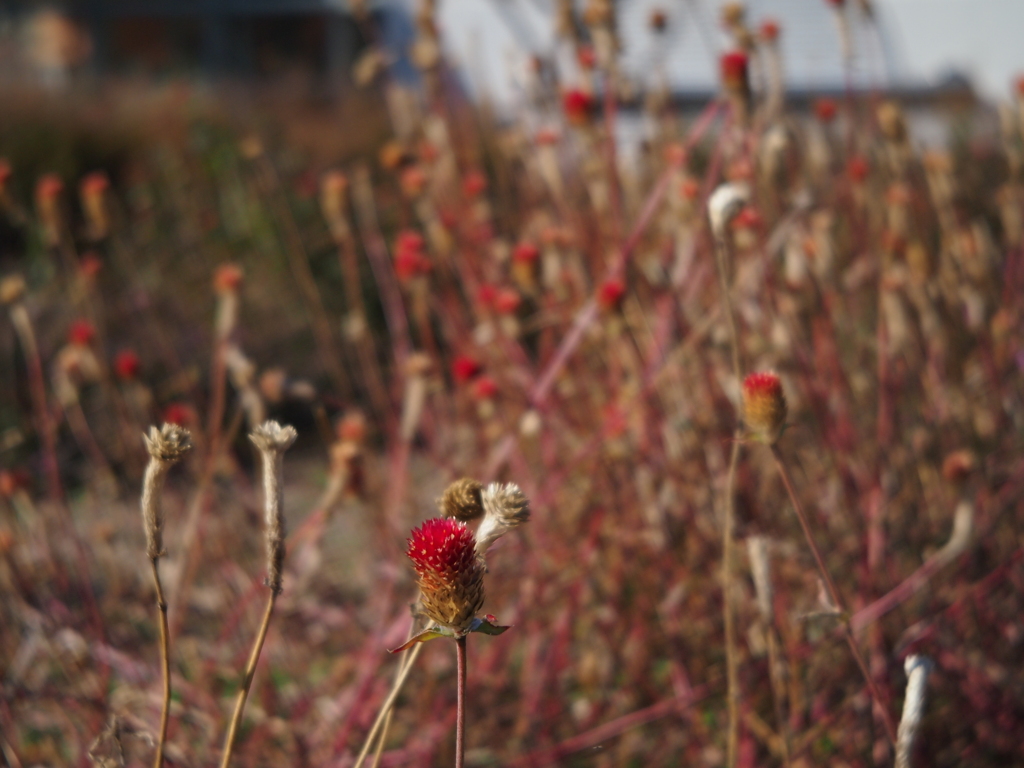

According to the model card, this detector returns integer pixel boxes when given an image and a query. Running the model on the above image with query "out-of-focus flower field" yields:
[2,2,1024,767]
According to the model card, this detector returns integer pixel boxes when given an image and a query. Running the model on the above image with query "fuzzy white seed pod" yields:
[895,655,934,768]
[141,424,193,559]
[708,182,750,240]
[475,482,531,554]
[250,420,298,593]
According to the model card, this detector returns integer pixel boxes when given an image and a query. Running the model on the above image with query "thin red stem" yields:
[455,635,467,768]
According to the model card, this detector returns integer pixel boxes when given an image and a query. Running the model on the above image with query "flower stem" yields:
[151,558,171,768]
[769,444,897,747]
[219,591,277,768]
[455,635,467,768]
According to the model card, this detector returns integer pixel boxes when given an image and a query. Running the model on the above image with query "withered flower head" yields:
[250,420,298,593]
[141,423,194,559]
[475,482,531,553]
[742,371,787,443]
[407,517,485,633]
[439,478,484,521]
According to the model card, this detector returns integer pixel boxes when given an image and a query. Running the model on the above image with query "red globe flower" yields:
[407,517,485,632]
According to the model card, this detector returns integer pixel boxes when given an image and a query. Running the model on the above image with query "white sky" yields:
[432,0,1024,106]
[878,0,1024,98]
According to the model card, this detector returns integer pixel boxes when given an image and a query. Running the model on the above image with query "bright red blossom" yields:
[406,517,478,586]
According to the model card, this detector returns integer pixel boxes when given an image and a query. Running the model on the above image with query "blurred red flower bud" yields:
[462,170,487,198]
[162,403,194,426]
[79,252,103,279]
[759,19,780,41]
[452,355,482,383]
[576,46,597,69]
[68,319,96,347]
[598,277,626,310]
[847,155,870,183]
[213,263,244,293]
[563,89,596,126]
[512,241,540,264]
[720,51,749,91]
[814,98,838,123]
[471,376,499,400]
[493,288,521,315]
[114,349,141,380]
[35,173,63,203]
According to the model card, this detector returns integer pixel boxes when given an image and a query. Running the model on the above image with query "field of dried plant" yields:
[2,3,1024,767]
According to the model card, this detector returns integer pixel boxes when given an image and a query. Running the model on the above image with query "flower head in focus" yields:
[407,517,485,633]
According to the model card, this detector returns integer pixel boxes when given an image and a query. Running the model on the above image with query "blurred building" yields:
[2,0,416,83]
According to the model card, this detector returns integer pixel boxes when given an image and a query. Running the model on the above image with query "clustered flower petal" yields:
[407,517,485,633]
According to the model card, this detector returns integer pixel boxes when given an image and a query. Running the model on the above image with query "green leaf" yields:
[388,625,454,653]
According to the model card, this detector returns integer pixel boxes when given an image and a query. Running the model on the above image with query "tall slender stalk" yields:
[220,420,296,768]
[140,424,193,767]
[769,444,897,746]
[711,211,745,768]
[219,593,277,768]
[352,641,424,768]
[151,559,171,768]
[455,636,468,768]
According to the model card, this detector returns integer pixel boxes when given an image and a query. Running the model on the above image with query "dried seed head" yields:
[742,371,787,443]
[439,478,484,521]
[250,420,297,593]
[475,482,531,553]
[250,420,298,455]
[407,517,485,632]
[141,424,193,559]
[143,423,193,463]
[708,182,750,239]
